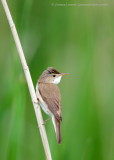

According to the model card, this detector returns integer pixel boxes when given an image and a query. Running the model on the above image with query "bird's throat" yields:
[53,76,62,84]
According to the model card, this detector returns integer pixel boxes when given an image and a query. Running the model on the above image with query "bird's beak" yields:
[60,73,69,76]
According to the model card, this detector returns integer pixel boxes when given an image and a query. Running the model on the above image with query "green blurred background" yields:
[0,0,114,159]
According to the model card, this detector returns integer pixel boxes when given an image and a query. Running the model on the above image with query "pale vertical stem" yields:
[1,0,52,159]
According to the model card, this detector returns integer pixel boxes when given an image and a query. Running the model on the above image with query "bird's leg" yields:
[42,118,51,125]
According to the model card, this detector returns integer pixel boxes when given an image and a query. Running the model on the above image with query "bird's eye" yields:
[53,75,56,77]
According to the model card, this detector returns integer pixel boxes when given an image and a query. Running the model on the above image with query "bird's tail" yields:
[52,116,61,144]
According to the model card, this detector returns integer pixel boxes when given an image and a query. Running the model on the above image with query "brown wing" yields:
[38,83,62,121]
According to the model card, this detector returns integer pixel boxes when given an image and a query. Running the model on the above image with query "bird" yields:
[36,67,68,144]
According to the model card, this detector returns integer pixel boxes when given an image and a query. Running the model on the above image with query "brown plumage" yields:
[36,67,68,144]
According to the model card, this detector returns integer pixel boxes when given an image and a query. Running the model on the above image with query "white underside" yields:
[40,102,56,132]
[36,84,56,132]
[39,102,50,116]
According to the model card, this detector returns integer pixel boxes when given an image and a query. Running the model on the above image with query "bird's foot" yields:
[34,98,40,104]
[34,101,38,104]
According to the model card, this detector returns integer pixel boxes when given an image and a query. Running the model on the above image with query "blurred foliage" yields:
[0,0,114,160]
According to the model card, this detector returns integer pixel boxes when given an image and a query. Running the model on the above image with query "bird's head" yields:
[38,67,68,84]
